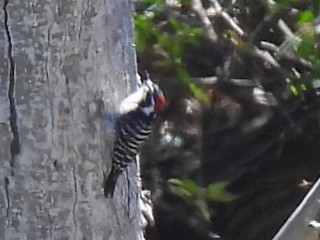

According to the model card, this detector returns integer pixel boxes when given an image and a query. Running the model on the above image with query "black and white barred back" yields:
[113,109,154,169]
[104,79,165,197]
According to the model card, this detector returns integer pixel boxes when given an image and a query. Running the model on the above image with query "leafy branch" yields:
[168,178,236,221]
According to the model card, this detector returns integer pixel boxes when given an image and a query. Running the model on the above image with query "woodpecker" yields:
[104,77,165,197]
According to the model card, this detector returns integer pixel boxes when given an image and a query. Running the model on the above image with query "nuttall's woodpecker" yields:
[104,77,165,197]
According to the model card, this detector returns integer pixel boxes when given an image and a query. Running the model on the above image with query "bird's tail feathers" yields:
[103,167,120,198]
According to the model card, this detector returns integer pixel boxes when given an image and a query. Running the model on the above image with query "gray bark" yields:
[0,0,140,239]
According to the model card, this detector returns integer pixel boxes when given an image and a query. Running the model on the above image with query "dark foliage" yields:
[136,0,320,239]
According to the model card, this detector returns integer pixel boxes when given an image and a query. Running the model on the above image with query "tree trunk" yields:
[0,0,140,239]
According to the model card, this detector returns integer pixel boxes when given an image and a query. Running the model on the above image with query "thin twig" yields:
[209,0,245,37]
[194,76,218,85]
[278,19,297,40]
[253,47,281,68]
[259,41,279,52]
[191,0,218,41]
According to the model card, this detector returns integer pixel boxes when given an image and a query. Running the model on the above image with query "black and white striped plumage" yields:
[104,79,165,197]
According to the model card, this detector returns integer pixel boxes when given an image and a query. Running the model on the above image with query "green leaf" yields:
[168,18,183,31]
[134,15,157,51]
[296,33,316,58]
[169,183,193,199]
[168,178,199,195]
[289,84,299,96]
[154,59,172,68]
[188,83,211,106]
[143,0,163,3]
[195,199,211,221]
[297,10,315,24]
[156,32,171,52]
[168,178,184,186]
[206,182,236,202]
[300,83,307,91]
[272,0,300,11]
[176,67,190,80]
[188,28,204,38]
[179,0,192,6]
[171,44,182,59]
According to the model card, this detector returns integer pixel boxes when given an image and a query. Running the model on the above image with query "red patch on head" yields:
[154,95,166,112]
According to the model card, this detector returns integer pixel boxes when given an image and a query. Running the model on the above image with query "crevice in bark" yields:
[72,166,78,238]
[45,58,54,135]
[4,177,10,217]
[3,0,20,176]
[45,25,56,156]
[65,76,72,116]
[126,168,132,218]
[45,25,54,136]
[65,75,78,237]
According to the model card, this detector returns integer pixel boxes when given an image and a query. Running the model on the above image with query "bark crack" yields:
[65,68,78,239]
[78,0,83,41]
[46,25,54,137]
[3,0,20,176]
[72,166,78,239]
[46,59,55,136]
[4,177,10,217]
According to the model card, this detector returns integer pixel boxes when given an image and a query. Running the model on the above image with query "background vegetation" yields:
[134,0,320,239]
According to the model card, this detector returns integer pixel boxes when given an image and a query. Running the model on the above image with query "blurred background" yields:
[134,0,320,239]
